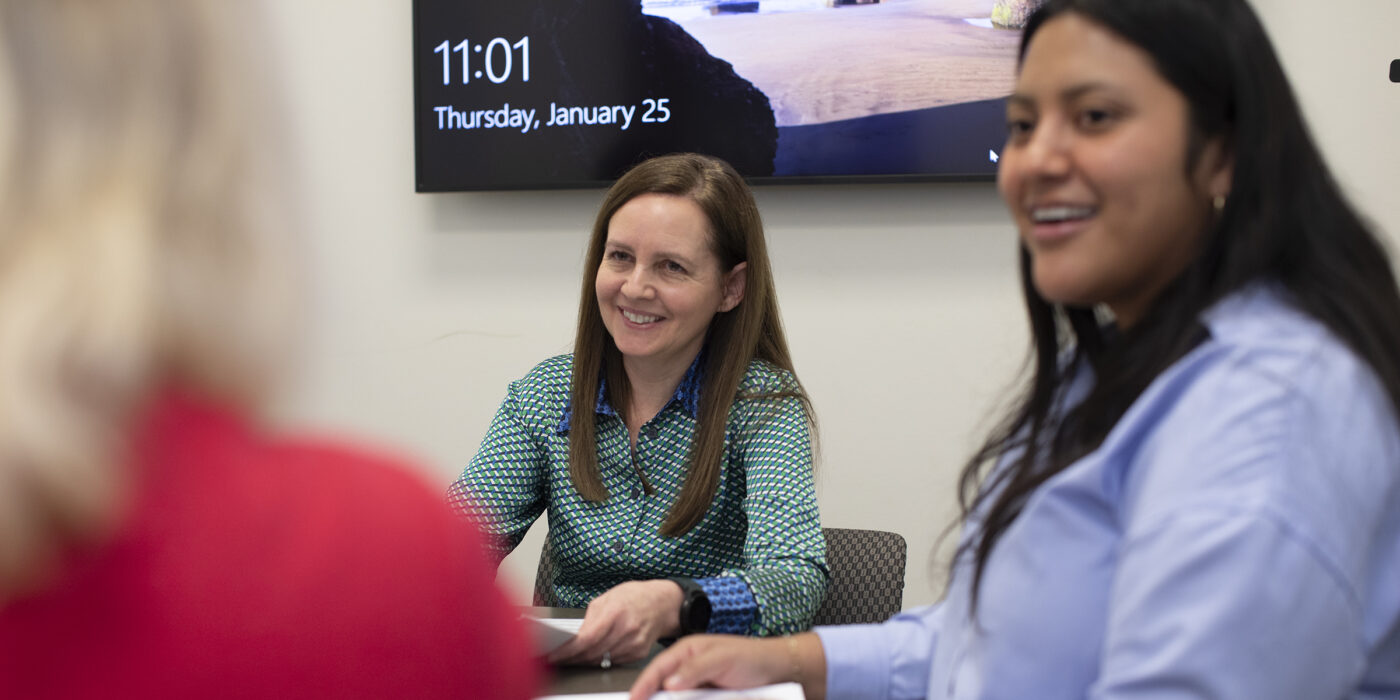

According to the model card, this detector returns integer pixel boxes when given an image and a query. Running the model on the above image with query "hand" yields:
[628,634,826,700]
[548,579,683,667]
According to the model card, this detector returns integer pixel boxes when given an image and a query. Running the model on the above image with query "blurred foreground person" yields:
[0,1,535,697]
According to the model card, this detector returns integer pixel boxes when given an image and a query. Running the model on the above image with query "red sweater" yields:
[0,391,537,698]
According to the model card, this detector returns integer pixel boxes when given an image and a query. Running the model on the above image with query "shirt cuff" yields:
[815,623,894,700]
[695,576,757,635]
[814,604,944,700]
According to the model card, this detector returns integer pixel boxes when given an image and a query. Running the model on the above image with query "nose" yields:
[620,265,655,299]
[1020,119,1072,179]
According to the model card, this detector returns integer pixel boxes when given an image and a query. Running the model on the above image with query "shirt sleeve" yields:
[446,384,549,566]
[816,604,944,700]
[1093,352,1389,698]
[694,575,758,634]
[1095,508,1363,699]
[715,389,829,635]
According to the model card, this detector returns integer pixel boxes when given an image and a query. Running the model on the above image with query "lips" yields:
[1031,205,1096,223]
[620,308,662,325]
[1026,203,1097,244]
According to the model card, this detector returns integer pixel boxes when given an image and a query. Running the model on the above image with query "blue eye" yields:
[664,261,687,274]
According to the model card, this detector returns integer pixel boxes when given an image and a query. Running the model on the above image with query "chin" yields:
[614,340,657,359]
[1032,267,1095,306]
[1034,285,1096,310]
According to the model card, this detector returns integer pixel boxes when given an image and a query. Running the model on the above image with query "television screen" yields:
[412,0,1022,191]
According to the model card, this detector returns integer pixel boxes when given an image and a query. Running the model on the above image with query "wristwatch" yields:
[669,577,712,636]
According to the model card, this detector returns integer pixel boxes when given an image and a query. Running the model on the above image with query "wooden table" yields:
[532,607,664,696]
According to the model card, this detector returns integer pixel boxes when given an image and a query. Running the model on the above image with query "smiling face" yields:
[997,13,1232,328]
[595,193,746,380]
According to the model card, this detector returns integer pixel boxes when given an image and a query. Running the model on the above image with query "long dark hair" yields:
[956,0,1400,609]
[570,153,813,537]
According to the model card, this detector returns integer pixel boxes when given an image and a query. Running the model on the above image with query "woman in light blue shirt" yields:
[630,0,1400,698]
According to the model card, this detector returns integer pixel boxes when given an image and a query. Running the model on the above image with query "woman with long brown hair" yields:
[451,153,828,666]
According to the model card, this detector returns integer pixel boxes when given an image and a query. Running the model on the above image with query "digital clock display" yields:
[432,38,530,85]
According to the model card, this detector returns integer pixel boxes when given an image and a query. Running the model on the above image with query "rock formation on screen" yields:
[991,0,1047,29]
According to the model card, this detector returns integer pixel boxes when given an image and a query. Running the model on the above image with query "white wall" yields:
[262,0,1400,609]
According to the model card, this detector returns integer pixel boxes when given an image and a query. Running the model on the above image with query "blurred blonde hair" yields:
[0,0,298,598]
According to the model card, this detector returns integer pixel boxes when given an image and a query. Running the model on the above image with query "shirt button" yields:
[630,487,640,499]
[612,540,626,553]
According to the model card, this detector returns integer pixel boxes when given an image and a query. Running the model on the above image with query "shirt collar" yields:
[556,352,705,434]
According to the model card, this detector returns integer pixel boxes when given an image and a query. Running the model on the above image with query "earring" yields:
[1213,194,1227,212]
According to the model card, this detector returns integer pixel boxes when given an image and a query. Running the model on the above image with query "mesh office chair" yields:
[532,527,908,625]
[811,527,907,626]
[532,535,561,607]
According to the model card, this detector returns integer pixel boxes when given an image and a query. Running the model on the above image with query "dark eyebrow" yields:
[1008,81,1120,109]
[1061,81,1118,101]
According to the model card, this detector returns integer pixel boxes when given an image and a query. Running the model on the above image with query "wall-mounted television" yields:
[412,0,1021,192]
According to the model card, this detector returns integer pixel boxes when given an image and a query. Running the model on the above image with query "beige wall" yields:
[263,0,1400,609]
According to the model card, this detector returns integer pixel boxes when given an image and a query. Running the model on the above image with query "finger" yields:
[548,611,617,664]
[575,626,632,667]
[574,599,654,665]
[610,631,659,666]
[659,642,731,691]
[550,632,608,665]
[561,603,643,666]
[611,639,651,666]
[628,641,698,700]
[610,615,666,665]
[662,637,788,692]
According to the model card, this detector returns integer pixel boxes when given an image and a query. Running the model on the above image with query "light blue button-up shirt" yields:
[819,285,1400,699]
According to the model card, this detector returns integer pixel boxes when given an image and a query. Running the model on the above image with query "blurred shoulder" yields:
[125,394,535,696]
[1202,284,1387,403]
[233,431,471,567]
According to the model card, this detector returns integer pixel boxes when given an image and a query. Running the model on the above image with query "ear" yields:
[1198,136,1234,201]
[718,262,747,312]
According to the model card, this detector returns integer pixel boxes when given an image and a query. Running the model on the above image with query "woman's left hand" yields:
[547,579,684,666]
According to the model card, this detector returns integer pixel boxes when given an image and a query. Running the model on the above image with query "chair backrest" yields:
[530,526,908,624]
[811,527,907,626]
[533,535,561,607]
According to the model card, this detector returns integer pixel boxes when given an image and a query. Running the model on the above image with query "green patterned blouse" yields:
[449,353,828,635]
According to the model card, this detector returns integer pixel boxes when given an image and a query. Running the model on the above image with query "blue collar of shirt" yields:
[555,353,705,434]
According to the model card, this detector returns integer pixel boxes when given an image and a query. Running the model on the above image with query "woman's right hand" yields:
[627,633,826,700]
[548,579,682,666]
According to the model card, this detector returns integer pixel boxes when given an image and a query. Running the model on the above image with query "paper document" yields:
[526,616,584,655]
[535,681,805,700]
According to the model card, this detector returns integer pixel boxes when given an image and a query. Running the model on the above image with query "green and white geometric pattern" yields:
[449,354,828,635]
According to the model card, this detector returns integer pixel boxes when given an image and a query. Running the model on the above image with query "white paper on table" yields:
[534,680,805,700]
[526,616,585,655]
